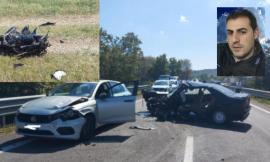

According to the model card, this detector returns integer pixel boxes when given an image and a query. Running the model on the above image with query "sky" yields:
[100,0,270,70]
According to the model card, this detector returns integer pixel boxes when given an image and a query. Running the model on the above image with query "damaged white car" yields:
[15,80,138,140]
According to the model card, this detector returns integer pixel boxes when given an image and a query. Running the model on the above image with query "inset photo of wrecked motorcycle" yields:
[0,0,99,82]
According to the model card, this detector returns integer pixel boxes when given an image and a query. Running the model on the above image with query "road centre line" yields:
[0,139,34,154]
[183,136,193,162]
[251,104,270,115]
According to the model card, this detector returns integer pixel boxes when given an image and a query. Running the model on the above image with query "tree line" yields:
[100,28,192,83]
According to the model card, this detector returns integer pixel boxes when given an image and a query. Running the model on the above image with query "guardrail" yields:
[0,95,45,127]
[225,85,270,99]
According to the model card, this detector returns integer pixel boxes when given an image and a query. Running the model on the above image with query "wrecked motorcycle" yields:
[0,23,52,57]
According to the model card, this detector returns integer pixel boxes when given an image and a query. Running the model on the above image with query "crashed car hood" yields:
[19,96,85,115]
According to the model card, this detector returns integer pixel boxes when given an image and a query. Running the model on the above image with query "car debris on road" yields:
[129,125,156,130]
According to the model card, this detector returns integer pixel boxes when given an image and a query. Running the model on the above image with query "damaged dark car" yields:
[142,81,250,124]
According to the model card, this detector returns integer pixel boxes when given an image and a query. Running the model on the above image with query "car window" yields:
[202,88,211,95]
[95,83,111,98]
[170,80,178,85]
[112,84,131,97]
[154,81,169,86]
[185,88,200,95]
[110,81,131,97]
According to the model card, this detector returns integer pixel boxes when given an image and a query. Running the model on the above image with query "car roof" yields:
[186,81,239,97]
[60,80,119,85]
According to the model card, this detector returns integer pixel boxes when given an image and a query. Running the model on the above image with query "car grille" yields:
[17,113,54,123]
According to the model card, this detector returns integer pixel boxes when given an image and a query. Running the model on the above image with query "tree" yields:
[100,29,144,82]
[169,57,178,76]
[150,54,169,80]
[120,33,143,81]
[140,56,156,82]
[181,59,192,80]
[100,28,123,80]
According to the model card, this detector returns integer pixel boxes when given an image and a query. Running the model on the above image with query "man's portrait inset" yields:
[217,8,265,76]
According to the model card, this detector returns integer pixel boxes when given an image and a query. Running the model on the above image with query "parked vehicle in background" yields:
[170,80,179,89]
[143,81,250,124]
[158,75,171,80]
[15,80,138,140]
[151,80,172,94]
[170,76,179,80]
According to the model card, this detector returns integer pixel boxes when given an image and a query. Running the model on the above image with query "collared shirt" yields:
[217,41,265,76]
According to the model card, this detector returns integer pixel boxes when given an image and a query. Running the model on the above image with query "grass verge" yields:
[0,24,99,39]
[251,96,270,105]
[0,125,15,136]
[0,0,98,17]
[0,52,99,82]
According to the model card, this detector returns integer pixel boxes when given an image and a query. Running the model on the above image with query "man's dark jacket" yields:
[217,40,265,76]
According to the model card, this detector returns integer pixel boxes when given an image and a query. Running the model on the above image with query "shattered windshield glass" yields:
[49,83,97,97]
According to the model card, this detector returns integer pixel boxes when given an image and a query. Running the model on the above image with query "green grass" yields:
[0,52,99,82]
[252,96,270,105]
[0,0,98,17]
[0,125,15,135]
[0,25,99,39]
[0,0,99,82]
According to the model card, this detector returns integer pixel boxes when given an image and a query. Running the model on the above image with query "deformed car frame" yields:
[0,24,51,57]
[15,80,138,140]
[142,81,250,124]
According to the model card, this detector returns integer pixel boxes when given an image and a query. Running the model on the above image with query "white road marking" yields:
[251,104,270,115]
[0,139,34,154]
[136,98,143,103]
[183,136,193,162]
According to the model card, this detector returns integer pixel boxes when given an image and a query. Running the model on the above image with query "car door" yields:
[96,82,136,124]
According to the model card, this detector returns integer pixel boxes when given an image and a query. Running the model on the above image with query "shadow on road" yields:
[0,123,131,154]
[92,135,131,143]
[170,118,252,133]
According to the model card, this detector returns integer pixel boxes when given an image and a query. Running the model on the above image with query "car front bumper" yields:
[15,117,86,140]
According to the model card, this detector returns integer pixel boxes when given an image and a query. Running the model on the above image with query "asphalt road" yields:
[0,99,270,162]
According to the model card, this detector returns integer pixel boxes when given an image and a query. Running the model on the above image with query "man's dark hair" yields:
[226,9,258,30]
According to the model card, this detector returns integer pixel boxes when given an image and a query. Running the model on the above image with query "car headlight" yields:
[56,108,81,121]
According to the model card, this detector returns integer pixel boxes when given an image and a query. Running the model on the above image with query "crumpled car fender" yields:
[77,106,95,116]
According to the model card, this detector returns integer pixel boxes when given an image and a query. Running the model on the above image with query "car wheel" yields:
[212,110,227,124]
[80,114,95,141]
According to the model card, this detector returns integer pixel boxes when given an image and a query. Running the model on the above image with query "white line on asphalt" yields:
[0,139,34,154]
[251,104,270,115]
[136,98,143,103]
[183,136,193,162]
